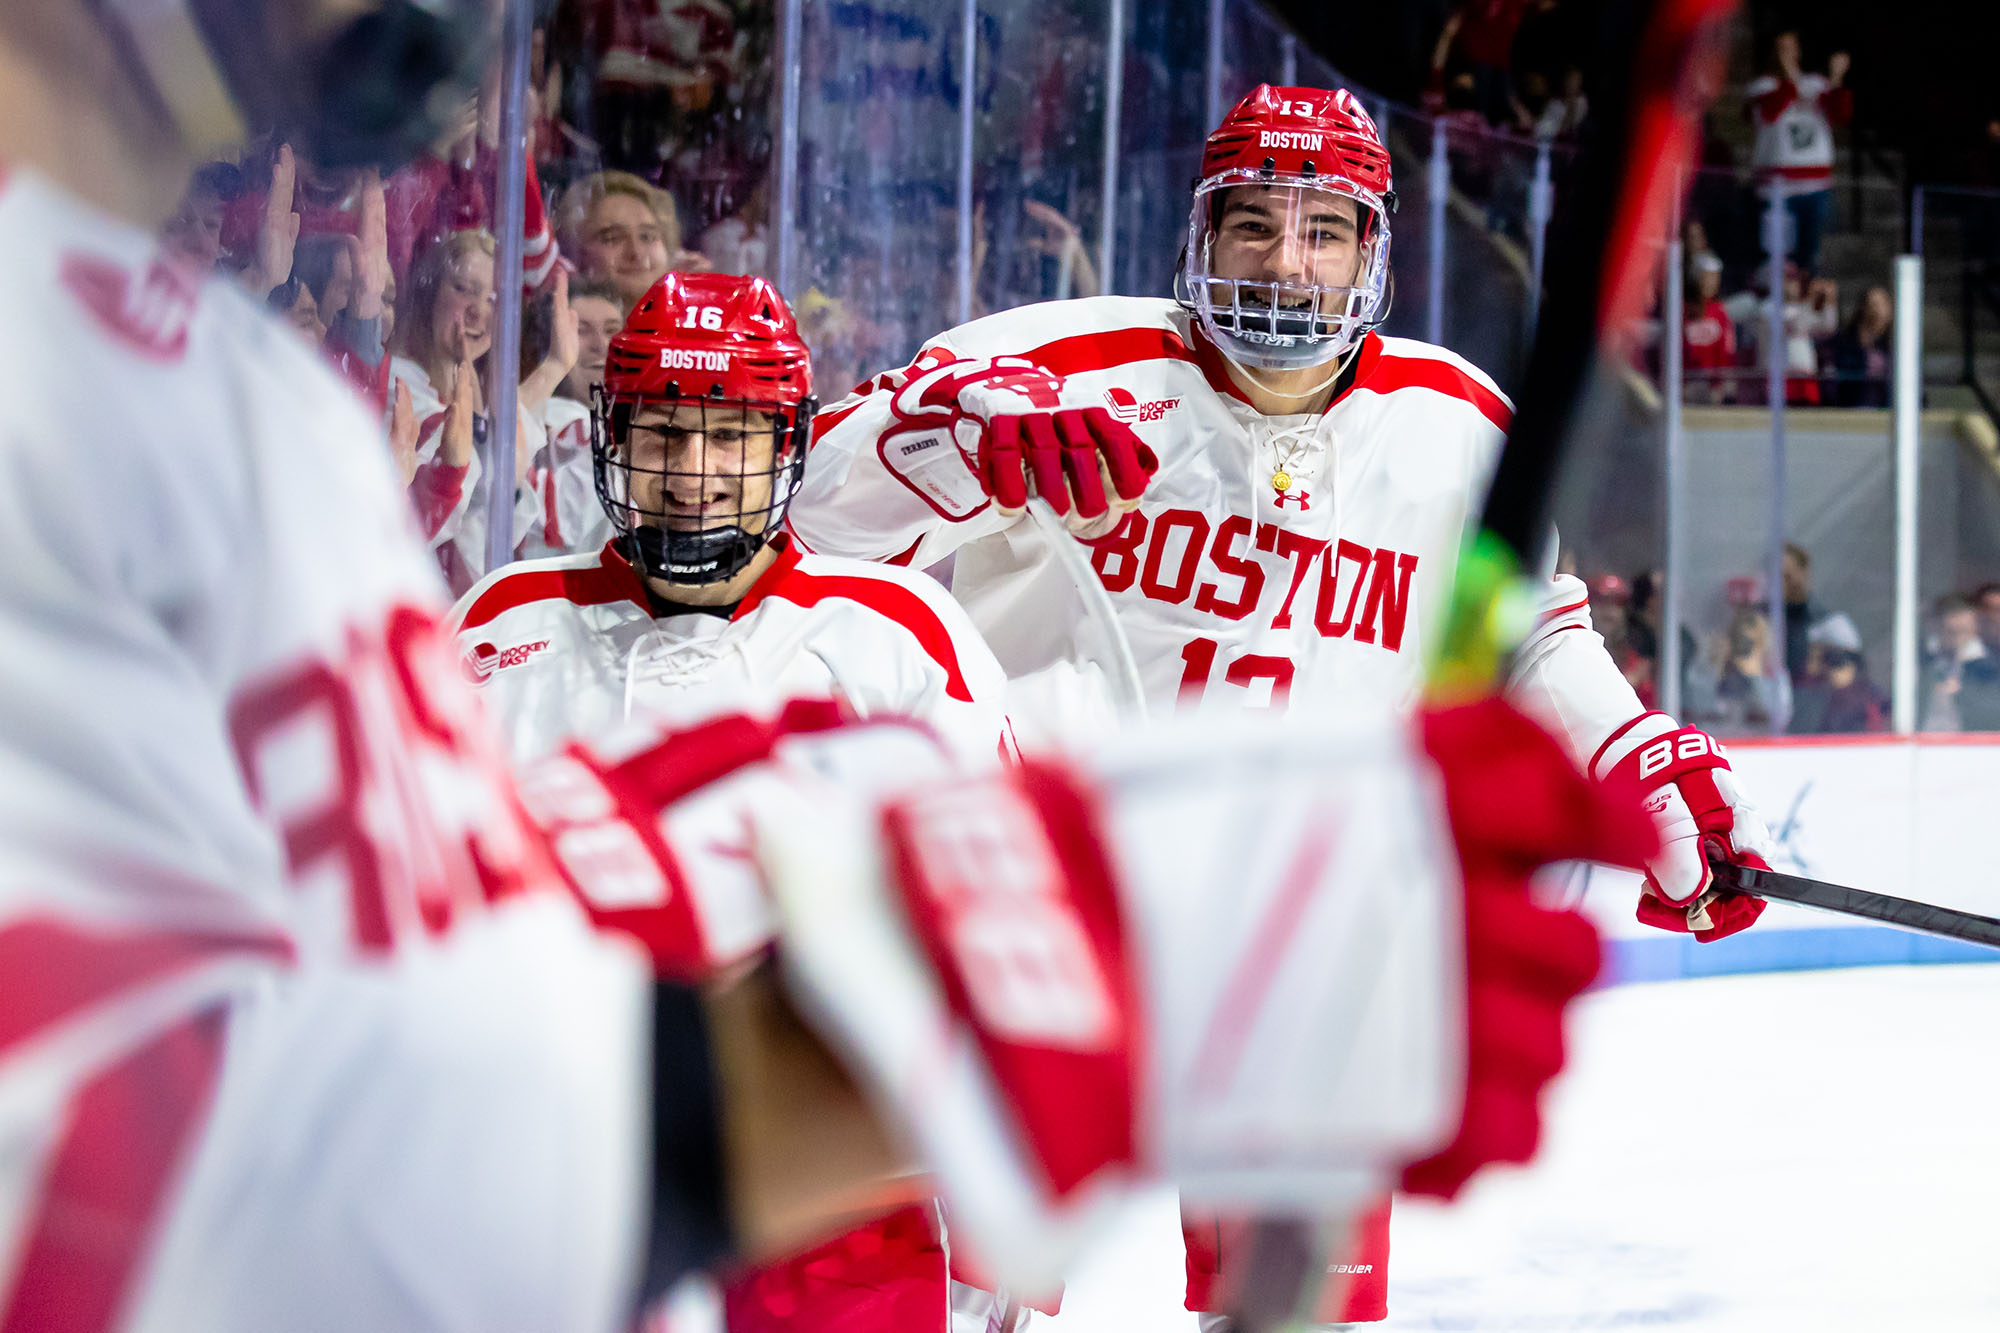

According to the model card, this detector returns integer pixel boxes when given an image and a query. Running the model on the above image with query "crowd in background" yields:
[1575,542,2000,737]
[155,0,1126,600]
[153,0,2000,736]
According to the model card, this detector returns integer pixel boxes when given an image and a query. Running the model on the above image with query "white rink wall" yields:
[1576,736,2000,984]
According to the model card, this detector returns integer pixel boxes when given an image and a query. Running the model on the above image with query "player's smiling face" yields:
[1210,186,1365,297]
[624,401,781,535]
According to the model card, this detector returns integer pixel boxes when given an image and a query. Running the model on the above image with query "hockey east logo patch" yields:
[1104,386,1180,424]
[461,639,551,684]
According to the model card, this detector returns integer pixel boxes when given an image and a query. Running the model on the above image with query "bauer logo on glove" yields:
[1592,712,1778,943]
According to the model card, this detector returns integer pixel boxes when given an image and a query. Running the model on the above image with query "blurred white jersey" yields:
[790,296,1646,766]
[0,167,648,1332]
[446,539,1011,767]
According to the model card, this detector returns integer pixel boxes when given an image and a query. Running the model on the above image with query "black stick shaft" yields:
[1709,862,2000,951]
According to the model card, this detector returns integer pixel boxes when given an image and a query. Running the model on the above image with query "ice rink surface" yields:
[1047,963,2000,1332]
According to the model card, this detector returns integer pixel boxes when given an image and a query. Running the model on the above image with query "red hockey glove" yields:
[1400,699,1657,1199]
[1593,713,1776,943]
[880,357,1157,524]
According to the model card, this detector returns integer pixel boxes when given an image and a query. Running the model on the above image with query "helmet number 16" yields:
[679,307,725,331]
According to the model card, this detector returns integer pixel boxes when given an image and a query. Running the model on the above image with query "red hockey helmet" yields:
[592,272,817,586]
[1179,85,1396,371]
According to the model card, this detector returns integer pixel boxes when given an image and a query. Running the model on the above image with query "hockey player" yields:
[788,83,1779,1327]
[447,268,1010,1331]
[0,4,1654,1328]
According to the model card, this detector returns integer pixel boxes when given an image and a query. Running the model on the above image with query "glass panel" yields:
[973,0,1114,321]
[785,0,964,393]
[543,1,777,278]
[1114,0,1208,300]
[1217,0,1285,109]
[1372,101,1442,350]
[1910,185,2000,733]
[162,24,540,598]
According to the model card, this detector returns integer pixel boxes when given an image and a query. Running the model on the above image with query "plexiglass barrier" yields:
[161,0,2000,739]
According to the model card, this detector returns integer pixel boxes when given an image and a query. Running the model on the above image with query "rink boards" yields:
[1582,733,2000,982]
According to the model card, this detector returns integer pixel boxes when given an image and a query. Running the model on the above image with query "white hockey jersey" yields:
[445,537,1011,767]
[790,296,1648,770]
[1745,73,1846,194]
[0,166,650,1332]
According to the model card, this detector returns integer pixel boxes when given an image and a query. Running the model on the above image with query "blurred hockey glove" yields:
[879,357,1157,529]
[755,700,1650,1291]
[1593,713,1777,943]
[1401,700,1654,1198]
[514,699,956,980]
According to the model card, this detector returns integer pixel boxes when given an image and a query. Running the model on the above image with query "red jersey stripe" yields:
[1360,353,1514,433]
[0,1010,227,1333]
[456,544,650,632]
[1023,326,1203,380]
[1588,710,1667,780]
[736,557,974,703]
[0,917,290,1060]
[1539,597,1589,623]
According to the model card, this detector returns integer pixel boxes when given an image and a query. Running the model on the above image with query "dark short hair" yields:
[188,161,245,201]
[1936,592,1975,617]
[1783,541,1810,568]
[568,278,622,309]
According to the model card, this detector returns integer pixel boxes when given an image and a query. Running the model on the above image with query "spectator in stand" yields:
[1728,264,1839,404]
[1745,32,1851,277]
[557,279,625,404]
[698,175,769,276]
[1682,253,1736,404]
[1624,570,1704,711]
[1431,0,1531,126]
[1788,612,1886,733]
[1529,66,1587,142]
[556,170,707,311]
[392,231,584,590]
[1706,604,1790,733]
[1587,574,1655,705]
[162,162,243,277]
[266,275,325,346]
[1780,541,1846,682]
[514,274,599,561]
[230,143,303,304]
[287,170,398,403]
[1825,284,1894,407]
[390,231,497,560]
[1683,217,1720,273]
[1972,581,2000,659]
[1922,593,2000,731]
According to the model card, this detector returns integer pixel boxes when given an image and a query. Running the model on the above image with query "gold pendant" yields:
[1271,470,1292,493]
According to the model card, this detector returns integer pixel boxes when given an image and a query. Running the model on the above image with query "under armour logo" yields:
[1272,488,1311,510]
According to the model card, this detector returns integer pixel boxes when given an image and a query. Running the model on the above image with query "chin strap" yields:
[1228,337,1365,408]
[90,0,246,160]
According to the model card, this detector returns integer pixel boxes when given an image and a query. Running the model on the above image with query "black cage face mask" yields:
[591,389,814,588]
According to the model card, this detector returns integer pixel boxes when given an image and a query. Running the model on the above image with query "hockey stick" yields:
[1707,858,2000,950]
[1227,5,1744,1332]
[1431,0,1737,696]
[1024,498,1150,723]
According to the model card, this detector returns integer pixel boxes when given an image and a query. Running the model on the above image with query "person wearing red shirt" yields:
[1681,252,1737,404]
